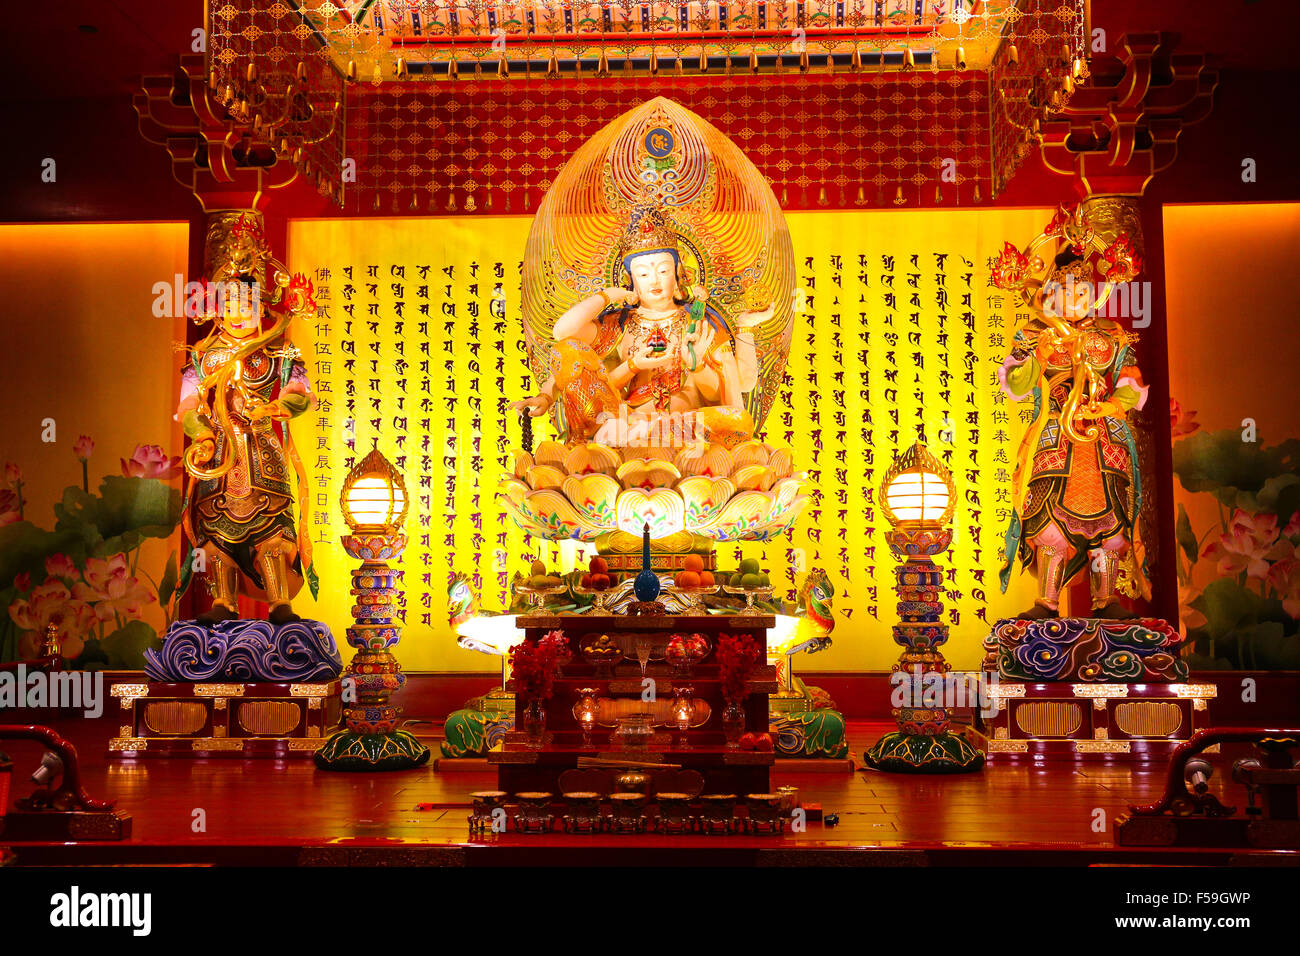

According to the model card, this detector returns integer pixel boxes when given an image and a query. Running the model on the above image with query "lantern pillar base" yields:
[863,730,985,774]
[313,729,430,772]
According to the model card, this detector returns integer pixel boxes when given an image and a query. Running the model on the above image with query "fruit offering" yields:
[578,555,616,591]
[738,732,774,752]
[665,632,709,672]
[717,557,770,589]
[673,553,715,589]
[525,558,563,589]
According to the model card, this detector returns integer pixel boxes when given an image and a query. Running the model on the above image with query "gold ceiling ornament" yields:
[521,96,795,433]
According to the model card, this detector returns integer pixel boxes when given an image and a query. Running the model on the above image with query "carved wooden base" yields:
[108,680,342,758]
[981,681,1218,761]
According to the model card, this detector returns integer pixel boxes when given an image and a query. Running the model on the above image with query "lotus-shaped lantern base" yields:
[863,728,985,774]
[498,438,810,553]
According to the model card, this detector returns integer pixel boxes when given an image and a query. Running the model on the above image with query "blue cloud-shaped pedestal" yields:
[145,619,343,683]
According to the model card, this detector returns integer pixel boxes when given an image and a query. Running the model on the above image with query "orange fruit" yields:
[682,554,705,573]
[699,570,715,587]
[676,570,702,588]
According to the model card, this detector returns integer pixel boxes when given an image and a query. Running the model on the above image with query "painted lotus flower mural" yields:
[0,440,185,669]
[1172,412,1300,670]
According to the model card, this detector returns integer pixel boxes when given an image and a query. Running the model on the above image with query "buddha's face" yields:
[627,251,679,310]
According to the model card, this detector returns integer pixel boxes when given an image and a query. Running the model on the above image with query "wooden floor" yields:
[4,720,1296,866]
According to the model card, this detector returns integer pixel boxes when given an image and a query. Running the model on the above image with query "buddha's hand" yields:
[510,394,553,417]
[246,400,288,422]
[604,287,637,306]
[736,302,774,329]
[631,342,676,372]
[682,323,716,371]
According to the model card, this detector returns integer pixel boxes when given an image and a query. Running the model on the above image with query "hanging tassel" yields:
[649,49,659,75]
[1007,43,1019,66]
[447,56,458,79]
[955,46,966,71]
[296,61,308,82]
[395,57,408,78]
[826,52,835,75]
[855,185,867,206]
[973,183,982,203]
[674,54,684,75]
[698,51,708,73]
[246,63,258,83]
[799,48,810,73]
[749,49,760,73]
[851,45,862,72]
[546,51,559,78]
[498,54,510,79]
[901,47,915,71]
[346,60,358,82]
[597,47,610,77]
[894,185,905,205]
[816,185,828,206]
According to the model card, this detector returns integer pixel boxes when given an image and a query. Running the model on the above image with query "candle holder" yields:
[671,685,696,750]
[468,790,508,833]
[562,791,604,833]
[513,791,555,833]
[744,792,785,834]
[609,792,647,833]
[573,687,599,749]
[655,792,694,834]
[698,793,737,835]
[315,446,430,772]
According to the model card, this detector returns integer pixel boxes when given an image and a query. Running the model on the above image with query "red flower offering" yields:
[717,633,762,702]
[509,634,564,703]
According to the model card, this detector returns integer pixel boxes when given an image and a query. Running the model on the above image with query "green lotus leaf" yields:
[54,476,181,557]
[1173,429,1300,496]
[99,620,162,669]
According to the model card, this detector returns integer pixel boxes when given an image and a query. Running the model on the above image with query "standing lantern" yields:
[864,443,984,774]
[315,445,430,771]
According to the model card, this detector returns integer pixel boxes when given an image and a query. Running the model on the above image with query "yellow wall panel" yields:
[288,209,1047,672]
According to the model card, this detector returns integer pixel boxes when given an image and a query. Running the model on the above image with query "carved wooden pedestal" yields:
[108,681,342,758]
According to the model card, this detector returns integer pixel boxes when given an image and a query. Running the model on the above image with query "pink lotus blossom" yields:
[3,462,20,485]
[1284,512,1300,539]
[72,553,155,621]
[0,488,21,526]
[73,435,95,461]
[9,578,97,659]
[1267,558,1300,619]
[14,572,30,593]
[1169,398,1200,438]
[121,444,182,480]
[44,553,79,580]
[1177,583,1207,633]
[1200,509,1281,580]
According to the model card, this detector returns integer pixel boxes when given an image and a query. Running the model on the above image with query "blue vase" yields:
[633,522,661,603]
